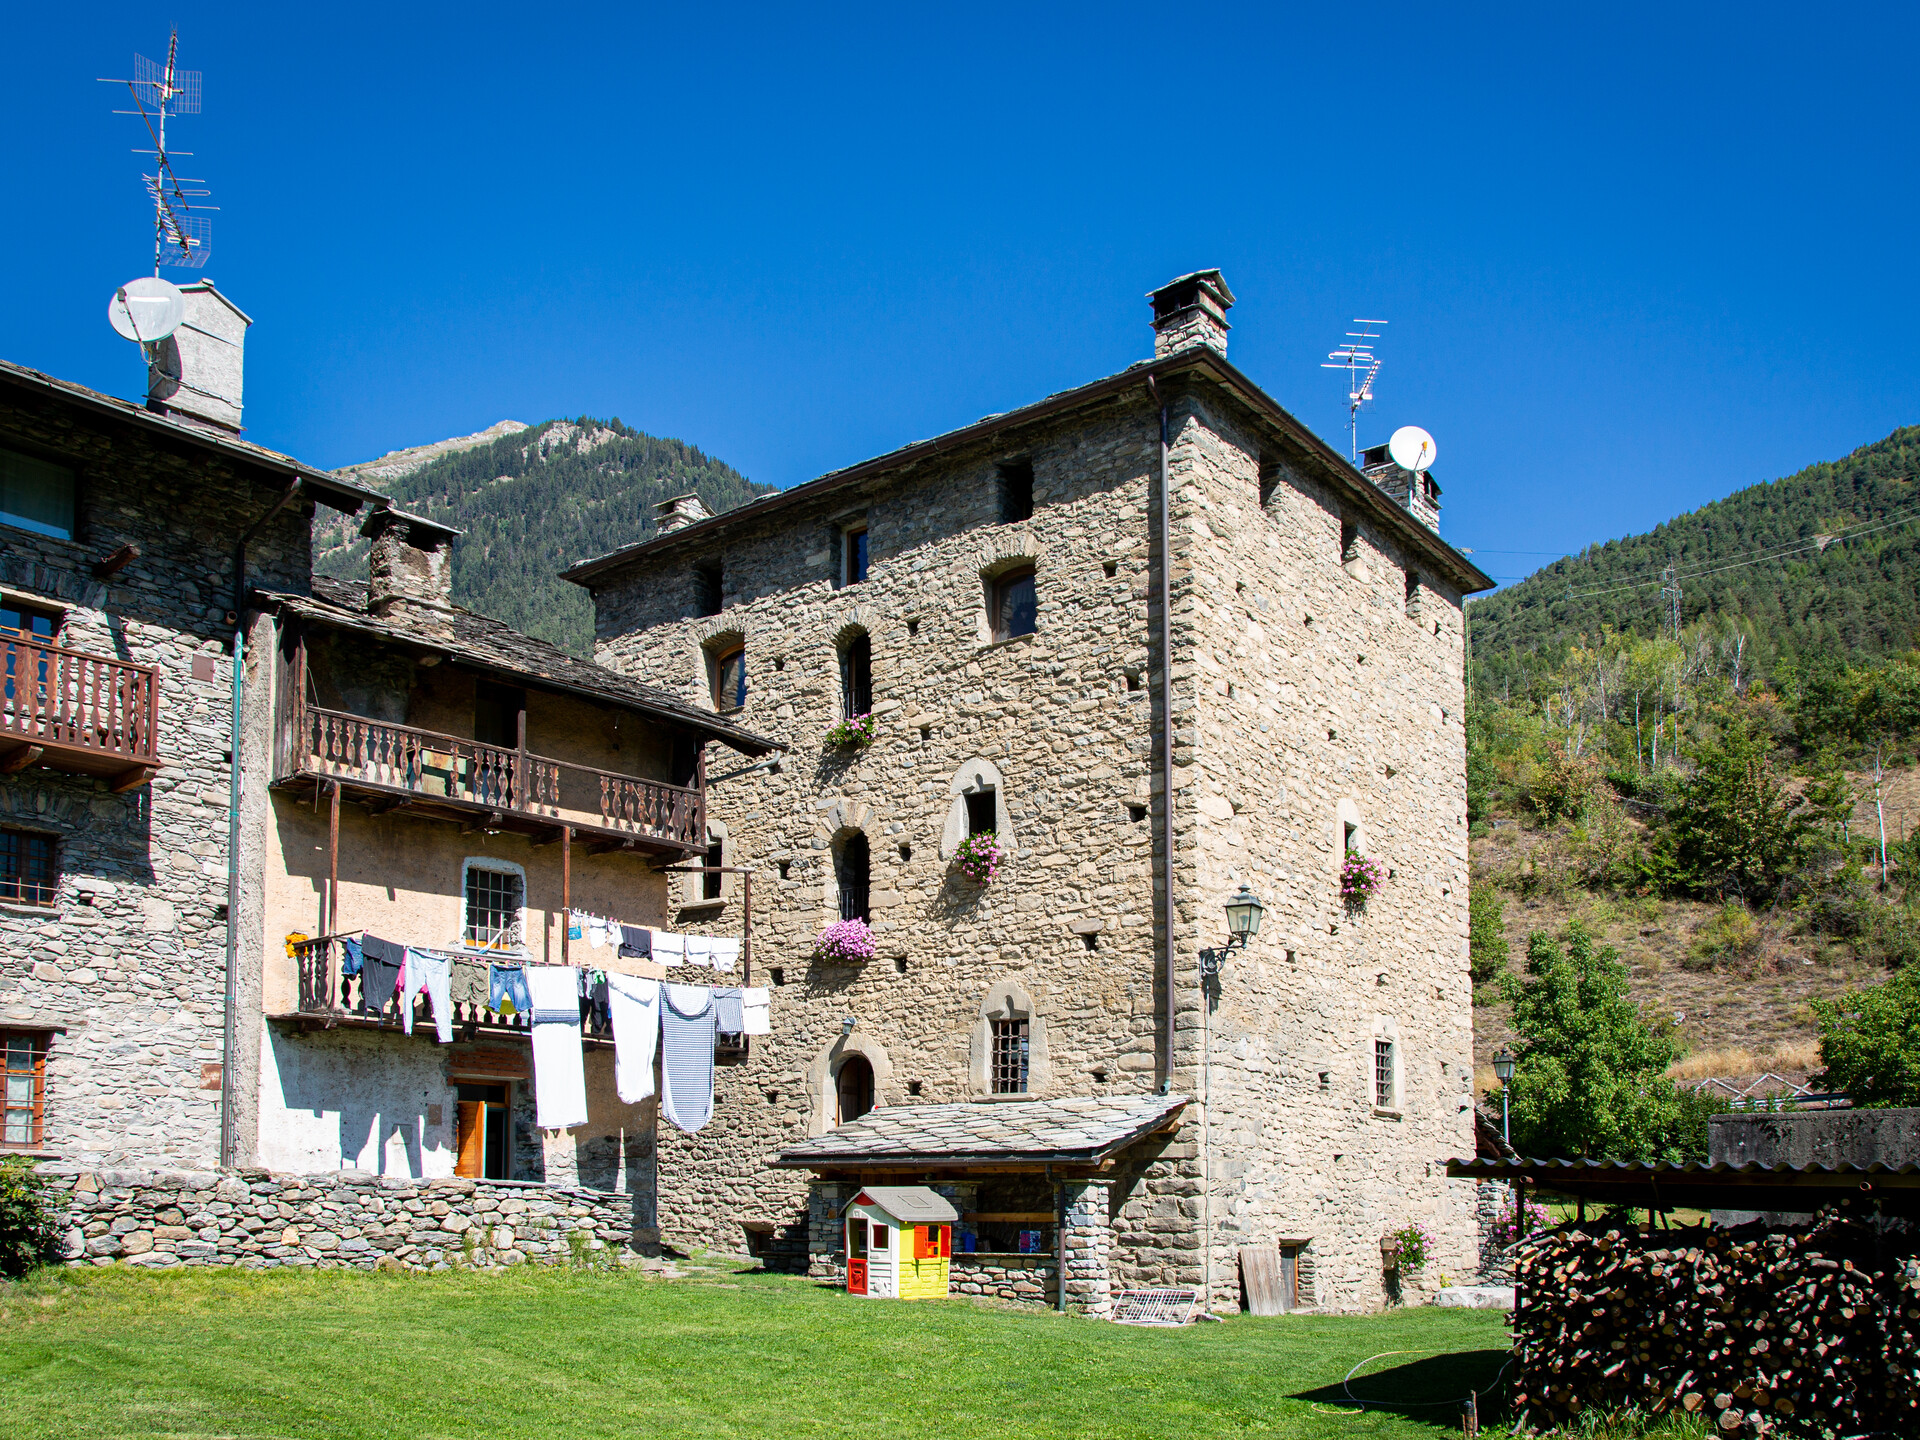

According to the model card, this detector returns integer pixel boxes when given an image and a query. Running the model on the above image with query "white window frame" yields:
[461,857,528,954]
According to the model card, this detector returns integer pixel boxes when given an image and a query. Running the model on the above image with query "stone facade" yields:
[41,1164,642,1270]
[571,276,1491,1312]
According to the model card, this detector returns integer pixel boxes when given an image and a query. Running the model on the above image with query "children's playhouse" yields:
[843,1186,956,1299]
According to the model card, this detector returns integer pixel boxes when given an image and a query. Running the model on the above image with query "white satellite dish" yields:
[108,277,186,344]
[1387,424,1437,473]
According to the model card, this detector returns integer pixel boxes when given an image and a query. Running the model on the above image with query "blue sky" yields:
[6,3,1916,585]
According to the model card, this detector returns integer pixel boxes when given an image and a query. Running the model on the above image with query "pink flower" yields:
[812,918,876,964]
[954,831,1006,885]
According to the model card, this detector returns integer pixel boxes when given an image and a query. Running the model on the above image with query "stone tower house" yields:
[566,273,1494,1311]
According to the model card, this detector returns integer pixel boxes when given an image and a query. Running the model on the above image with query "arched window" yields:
[837,832,870,923]
[840,631,872,718]
[709,641,746,712]
[989,565,1038,642]
[835,1055,874,1124]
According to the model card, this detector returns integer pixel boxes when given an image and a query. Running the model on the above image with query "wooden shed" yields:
[844,1186,957,1300]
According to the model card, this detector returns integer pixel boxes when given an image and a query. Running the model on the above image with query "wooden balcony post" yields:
[561,824,572,965]
[327,779,341,938]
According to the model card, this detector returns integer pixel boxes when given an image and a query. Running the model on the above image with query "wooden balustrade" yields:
[289,934,613,1037]
[0,634,163,787]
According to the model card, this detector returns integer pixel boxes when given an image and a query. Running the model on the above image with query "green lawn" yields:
[0,1259,1515,1440]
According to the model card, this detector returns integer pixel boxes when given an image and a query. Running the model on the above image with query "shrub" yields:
[811,918,876,964]
[1340,851,1385,909]
[1488,1194,1553,1250]
[0,1158,65,1278]
[953,831,1007,885]
[823,712,877,750]
[1684,904,1762,971]
[1469,884,1510,987]
[1528,741,1608,825]
[1386,1221,1433,1271]
[1811,967,1920,1106]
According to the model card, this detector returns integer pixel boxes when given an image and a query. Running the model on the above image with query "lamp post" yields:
[1198,886,1263,1316]
[1493,1050,1516,1147]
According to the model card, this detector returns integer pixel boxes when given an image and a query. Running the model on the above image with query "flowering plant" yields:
[1384,1221,1434,1272]
[824,712,877,750]
[953,831,1007,885]
[1340,851,1386,909]
[812,918,876,965]
[1489,1194,1552,1250]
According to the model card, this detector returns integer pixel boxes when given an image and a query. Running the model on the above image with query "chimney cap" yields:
[359,504,462,547]
[1147,269,1236,323]
[654,492,714,534]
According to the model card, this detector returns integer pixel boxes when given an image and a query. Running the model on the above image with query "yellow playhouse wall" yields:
[897,1256,950,1300]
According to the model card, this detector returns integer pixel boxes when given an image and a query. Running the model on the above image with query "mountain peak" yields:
[337,420,532,485]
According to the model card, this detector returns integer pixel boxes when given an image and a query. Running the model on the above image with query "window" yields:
[989,566,1037,642]
[710,643,746,712]
[2,1032,47,1148]
[840,632,872,718]
[836,1055,874,1124]
[841,523,869,586]
[0,603,58,641]
[1341,521,1360,565]
[473,681,524,750]
[837,832,870,923]
[1,605,59,713]
[692,562,722,617]
[464,863,525,950]
[996,460,1034,524]
[0,830,57,907]
[990,1018,1029,1094]
[965,789,997,837]
[1258,455,1281,509]
[454,1082,510,1179]
[702,834,724,901]
[1404,571,1422,619]
[1374,1039,1396,1109]
[0,448,76,540]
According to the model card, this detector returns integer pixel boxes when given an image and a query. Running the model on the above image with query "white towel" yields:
[710,937,740,973]
[526,966,588,1130]
[649,929,685,966]
[588,917,609,951]
[741,986,770,1035]
[607,974,661,1104]
[659,984,716,1134]
[684,935,713,964]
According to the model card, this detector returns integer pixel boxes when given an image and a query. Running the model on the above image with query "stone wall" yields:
[579,354,1480,1310]
[0,388,315,1171]
[949,1253,1057,1304]
[43,1164,644,1270]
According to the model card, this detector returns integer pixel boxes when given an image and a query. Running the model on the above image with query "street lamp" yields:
[1493,1050,1516,1146]
[1201,887,1265,976]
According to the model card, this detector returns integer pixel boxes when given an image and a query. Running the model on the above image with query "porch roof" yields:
[774,1094,1187,1172]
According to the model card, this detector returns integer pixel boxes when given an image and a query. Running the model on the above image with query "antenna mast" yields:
[100,30,215,273]
[1321,318,1386,462]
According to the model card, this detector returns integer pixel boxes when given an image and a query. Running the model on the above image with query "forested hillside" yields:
[318,418,773,653]
[1469,426,1920,699]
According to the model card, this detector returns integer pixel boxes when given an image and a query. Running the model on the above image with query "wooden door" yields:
[455,1101,486,1179]
[1240,1245,1288,1317]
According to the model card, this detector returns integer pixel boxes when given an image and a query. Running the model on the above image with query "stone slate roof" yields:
[774,1093,1188,1170]
[258,575,782,757]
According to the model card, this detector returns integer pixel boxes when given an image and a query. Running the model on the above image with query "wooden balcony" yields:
[0,634,163,792]
[273,698,705,853]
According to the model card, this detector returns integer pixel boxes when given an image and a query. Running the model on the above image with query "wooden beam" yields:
[0,745,44,775]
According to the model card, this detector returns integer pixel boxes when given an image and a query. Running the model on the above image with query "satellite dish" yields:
[1388,424,1437,472]
[108,277,186,344]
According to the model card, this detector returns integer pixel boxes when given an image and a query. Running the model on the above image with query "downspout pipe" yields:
[220,479,305,1167]
[1146,378,1177,1097]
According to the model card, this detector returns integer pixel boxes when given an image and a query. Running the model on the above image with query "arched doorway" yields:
[835,1054,875,1125]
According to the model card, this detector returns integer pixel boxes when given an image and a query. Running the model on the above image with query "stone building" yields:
[565,271,1495,1311]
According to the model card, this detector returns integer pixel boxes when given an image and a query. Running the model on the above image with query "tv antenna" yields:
[100,30,215,273]
[1322,318,1385,462]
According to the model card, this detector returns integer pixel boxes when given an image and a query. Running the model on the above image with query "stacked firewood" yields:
[1508,1205,1915,1437]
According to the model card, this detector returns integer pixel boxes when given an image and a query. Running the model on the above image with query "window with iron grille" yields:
[839,632,872,717]
[464,864,524,950]
[0,830,57,906]
[2,1031,48,1148]
[990,1017,1029,1094]
[1374,1039,1396,1109]
[837,833,870,923]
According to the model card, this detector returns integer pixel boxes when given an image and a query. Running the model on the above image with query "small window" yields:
[1341,521,1360,565]
[965,789,997,836]
[989,566,1037,642]
[997,460,1034,524]
[464,863,525,950]
[0,830,57,907]
[692,562,723,618]
[836,1055,874,1124]
[871,1222,889,1250]
[1258,455,1280,509]
[838,832,870,923]
[840,632,873,718]
[1404,571,1422,619]
[1374,1039,1396,1109]
[711,643,746,712]
[841,524,869,586]
[473,681,524,750]
[2,1031,48,1148]
[990,1017,1029,1094]
[0,448,76,541]
[0,603,59,641]
[703,834,724,901]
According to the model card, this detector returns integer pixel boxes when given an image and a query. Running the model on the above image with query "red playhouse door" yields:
[847,1218,869,1295]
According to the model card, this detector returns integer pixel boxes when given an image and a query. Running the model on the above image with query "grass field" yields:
[0,1257,1518,1440]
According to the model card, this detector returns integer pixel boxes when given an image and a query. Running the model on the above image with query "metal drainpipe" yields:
[1147,379,1177,1097]
[220,479,305,1167]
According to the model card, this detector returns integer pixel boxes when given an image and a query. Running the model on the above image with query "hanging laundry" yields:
[617,924,652,959]
[567,912,584,943]
[741,986,771,1036]
[589,971,611,1031]
[684,935,713,964]
[710,937,740,973]
[488,963,531,1019]
[339,936,364,978]
[659,984,716,1134]
[526,966,588,1129]
[649,929,686,966]
[712,986,744,1036]
[606,974,661,1104]
[450,956,488,1014]
[590,917,611,951]
[358,936,404,1019]
[402,950,454,1043]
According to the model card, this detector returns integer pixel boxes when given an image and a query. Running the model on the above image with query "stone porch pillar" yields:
[1060,1178,1114,1317]
[806,1180,849,1281]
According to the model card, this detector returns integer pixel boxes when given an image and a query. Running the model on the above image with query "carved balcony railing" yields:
[277,700,703,849]
[0,634,163,789]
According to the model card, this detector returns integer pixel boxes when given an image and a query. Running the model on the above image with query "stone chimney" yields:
[1148,270,1235,358]
[361,506,462,620]
[1360,444,1443,534]
[147,281,250,433]
[654,492,713,534]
